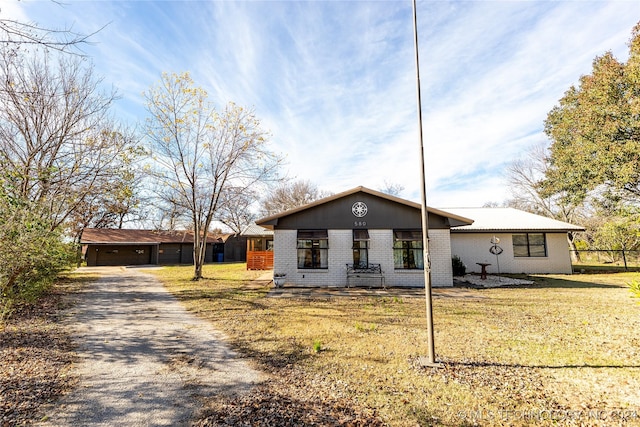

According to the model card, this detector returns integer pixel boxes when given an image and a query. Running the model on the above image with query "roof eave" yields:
[451,227,585,233]
[255,186,475,226]
[81,241,162,245]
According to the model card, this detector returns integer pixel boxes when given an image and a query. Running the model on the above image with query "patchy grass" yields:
[0,270,97,426]
[153,264,640,426]
[572,263,640,273]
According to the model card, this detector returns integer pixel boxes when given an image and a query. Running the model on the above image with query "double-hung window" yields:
[512,233,547,257]
[297,230,328,269]
[352,229,370,268]
[393,230,423,269]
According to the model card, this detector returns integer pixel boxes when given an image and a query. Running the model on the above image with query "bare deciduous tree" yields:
[144,72,282,280]
[67,150,148,242]
[217,187,258,234]
[1,2,104,55]
[507,143,581,221]
[506,143,585,257]
[1,19,90,51]
[261,180,330,217]
[0,49,139,232]
[379,181,404,197]
[149,196,189,231]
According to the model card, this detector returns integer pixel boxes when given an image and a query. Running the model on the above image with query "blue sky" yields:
[4,1,640,207]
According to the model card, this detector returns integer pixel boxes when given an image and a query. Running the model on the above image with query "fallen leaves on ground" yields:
[411,356,552,408]
[0,289,77,426]
[194,366,386,427]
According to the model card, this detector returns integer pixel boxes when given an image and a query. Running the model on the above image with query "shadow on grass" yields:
[431,359,640,370]
[513,276,629,289]
[231,337,310,371]
[572,264,640,274]
[196,276,270,284]
[171,287,272,311]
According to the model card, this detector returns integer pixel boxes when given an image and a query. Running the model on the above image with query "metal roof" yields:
[443,208,585,233]
[240,223,273,237]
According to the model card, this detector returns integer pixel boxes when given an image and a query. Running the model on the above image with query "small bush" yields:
[312,340,322,353]
[452,255,466,276]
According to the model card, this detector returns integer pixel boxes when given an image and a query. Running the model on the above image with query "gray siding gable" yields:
[261,191,451,230]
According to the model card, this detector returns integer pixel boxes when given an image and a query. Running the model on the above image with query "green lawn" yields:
[149,264,640,426]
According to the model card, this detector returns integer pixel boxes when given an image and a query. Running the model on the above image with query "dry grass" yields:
[152,264,640,426]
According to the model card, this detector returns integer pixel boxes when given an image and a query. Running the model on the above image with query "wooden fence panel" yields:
[247,250,274,270]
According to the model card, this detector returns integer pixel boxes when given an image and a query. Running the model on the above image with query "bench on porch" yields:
[345,263,385,288]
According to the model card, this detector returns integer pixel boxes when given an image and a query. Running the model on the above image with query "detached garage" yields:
[88,243,156,266]
[81,229,245,266]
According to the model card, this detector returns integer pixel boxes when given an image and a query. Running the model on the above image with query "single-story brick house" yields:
[444,207,585,275]
[255,186,474,287]
[80,228,246,266]
[254,187,585,287]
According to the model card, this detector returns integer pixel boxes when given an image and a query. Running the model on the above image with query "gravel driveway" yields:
[39,267,261,426]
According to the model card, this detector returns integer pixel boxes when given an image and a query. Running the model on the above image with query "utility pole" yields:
[412,0,440,367]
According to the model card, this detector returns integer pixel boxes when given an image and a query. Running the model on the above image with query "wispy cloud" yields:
[8,0,640,207]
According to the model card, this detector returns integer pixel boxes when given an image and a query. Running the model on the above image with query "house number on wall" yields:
[351,201,368,218]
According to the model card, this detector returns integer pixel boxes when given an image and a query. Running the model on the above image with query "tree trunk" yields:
[1,268,25,299]
[192,236,207,281]
[567,232,581,262]
[192,226,201,280]
[193,243,202,281]
[193,262,203,280]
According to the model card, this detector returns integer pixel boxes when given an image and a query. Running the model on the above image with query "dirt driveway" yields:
[39,267,260,426]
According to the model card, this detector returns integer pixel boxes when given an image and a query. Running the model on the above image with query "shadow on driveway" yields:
[39,267,261,427]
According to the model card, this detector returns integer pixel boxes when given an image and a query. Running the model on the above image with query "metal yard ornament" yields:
[490,236,503,279]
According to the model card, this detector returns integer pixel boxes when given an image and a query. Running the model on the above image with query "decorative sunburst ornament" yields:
[351,201,368,218]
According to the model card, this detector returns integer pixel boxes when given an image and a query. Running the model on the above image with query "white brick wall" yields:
[428,229,454,287]
[450,232,573,275]
[273,228,453,287]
